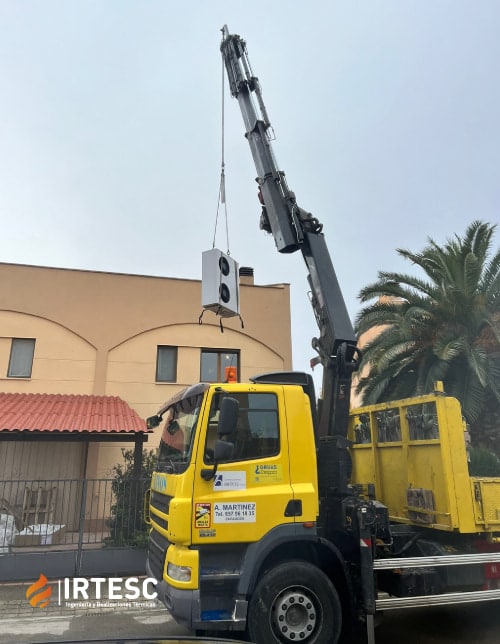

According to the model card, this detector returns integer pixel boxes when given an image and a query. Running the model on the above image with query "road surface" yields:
[0,581,499,644]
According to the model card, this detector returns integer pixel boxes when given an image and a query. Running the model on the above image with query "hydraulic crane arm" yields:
[221,26,359,441]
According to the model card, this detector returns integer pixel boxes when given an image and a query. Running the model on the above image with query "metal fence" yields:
[0,477,151,552]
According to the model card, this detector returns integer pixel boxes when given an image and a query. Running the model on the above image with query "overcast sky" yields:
[1,1,499,384]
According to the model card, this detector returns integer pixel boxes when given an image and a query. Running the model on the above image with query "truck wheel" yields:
[247,561,342,644]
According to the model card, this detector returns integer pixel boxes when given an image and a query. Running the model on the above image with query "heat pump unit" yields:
[202,248,240,318]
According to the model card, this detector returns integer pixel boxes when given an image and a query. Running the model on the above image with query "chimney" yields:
[239,266,254,285]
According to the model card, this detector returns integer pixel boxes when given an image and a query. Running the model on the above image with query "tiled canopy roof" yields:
[0,393,148,434]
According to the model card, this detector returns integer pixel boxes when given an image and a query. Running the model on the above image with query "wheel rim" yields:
[271,585,319,641]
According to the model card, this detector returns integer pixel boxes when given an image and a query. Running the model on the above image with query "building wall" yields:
[0,263,292,477]
[350,296,401,409]
[0,311,97,394]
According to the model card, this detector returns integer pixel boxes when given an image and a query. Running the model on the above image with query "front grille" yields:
[151,491,171,532]
[154,515,168,531]
[151,491,172,514]
[148,529,170,581]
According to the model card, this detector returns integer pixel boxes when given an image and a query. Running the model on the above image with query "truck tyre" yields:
[247,560,342,644]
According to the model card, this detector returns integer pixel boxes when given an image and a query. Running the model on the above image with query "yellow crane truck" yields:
[146,26,500,644]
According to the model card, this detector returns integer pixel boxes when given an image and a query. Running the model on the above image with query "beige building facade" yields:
[0,262,292,477]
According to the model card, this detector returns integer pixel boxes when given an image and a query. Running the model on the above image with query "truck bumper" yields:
[147,558,247,632]
[147,557,200,631]
[156,579,201,631]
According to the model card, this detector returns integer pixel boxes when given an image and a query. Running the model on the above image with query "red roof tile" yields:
[0,393,148,434]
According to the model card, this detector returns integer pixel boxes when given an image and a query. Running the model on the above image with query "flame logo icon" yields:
[26,573,52,608]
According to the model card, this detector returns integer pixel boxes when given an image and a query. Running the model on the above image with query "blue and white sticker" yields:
[213,471,246,490]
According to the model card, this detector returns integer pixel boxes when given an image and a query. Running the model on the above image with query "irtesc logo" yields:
[26,574,52,608]
[25,575,158,609]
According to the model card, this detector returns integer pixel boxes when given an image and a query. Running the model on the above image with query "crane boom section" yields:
[221,26,358,439]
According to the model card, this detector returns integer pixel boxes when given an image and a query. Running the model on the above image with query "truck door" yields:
[192,388,293,544]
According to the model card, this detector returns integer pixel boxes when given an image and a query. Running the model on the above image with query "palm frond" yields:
[465,345,489,387]
[355,220,499,438]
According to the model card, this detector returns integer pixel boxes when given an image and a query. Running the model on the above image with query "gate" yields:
[0,477,150,581]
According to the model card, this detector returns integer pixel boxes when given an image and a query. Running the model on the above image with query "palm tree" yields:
[354,221,500,435]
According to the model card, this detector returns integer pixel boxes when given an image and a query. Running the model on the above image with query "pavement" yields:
[0,578,191,643]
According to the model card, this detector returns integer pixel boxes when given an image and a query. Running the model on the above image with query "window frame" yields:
[200,348,240,383]
[155,345,178,383]
[7,338,36,378]
[204,391,280,464]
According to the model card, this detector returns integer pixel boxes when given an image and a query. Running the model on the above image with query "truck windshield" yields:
[157,391,204,474]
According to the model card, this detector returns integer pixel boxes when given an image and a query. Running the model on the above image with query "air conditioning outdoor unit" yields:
[201,248,240,318]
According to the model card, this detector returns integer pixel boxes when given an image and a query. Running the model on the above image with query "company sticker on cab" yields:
[195,503,211,528]
[214,502,256,523]
[213,471,246,491]
[251,463,283,483]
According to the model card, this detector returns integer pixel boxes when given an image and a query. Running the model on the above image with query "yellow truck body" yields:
[148,379,500,642]
[348,389,500,534]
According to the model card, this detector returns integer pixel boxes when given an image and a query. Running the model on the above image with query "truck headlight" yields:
[167,562,192,582]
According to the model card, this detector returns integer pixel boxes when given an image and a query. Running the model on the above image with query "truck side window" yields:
[204,392,279,463]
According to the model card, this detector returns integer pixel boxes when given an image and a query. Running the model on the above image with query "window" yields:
[407,402,439,440]
[8,338,36,378]
[205,392,280,463]
[201,349,239,382]
[156,346,177,382]
[351,412,372,444]
[157,388,205,474]
[375,408,401,443]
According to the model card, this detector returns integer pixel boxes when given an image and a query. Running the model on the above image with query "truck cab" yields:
[146,377,337,635]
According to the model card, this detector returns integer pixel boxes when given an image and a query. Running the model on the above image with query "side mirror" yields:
[218,396,239,438]
[201,396,239,481]
[146,414,162,429]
